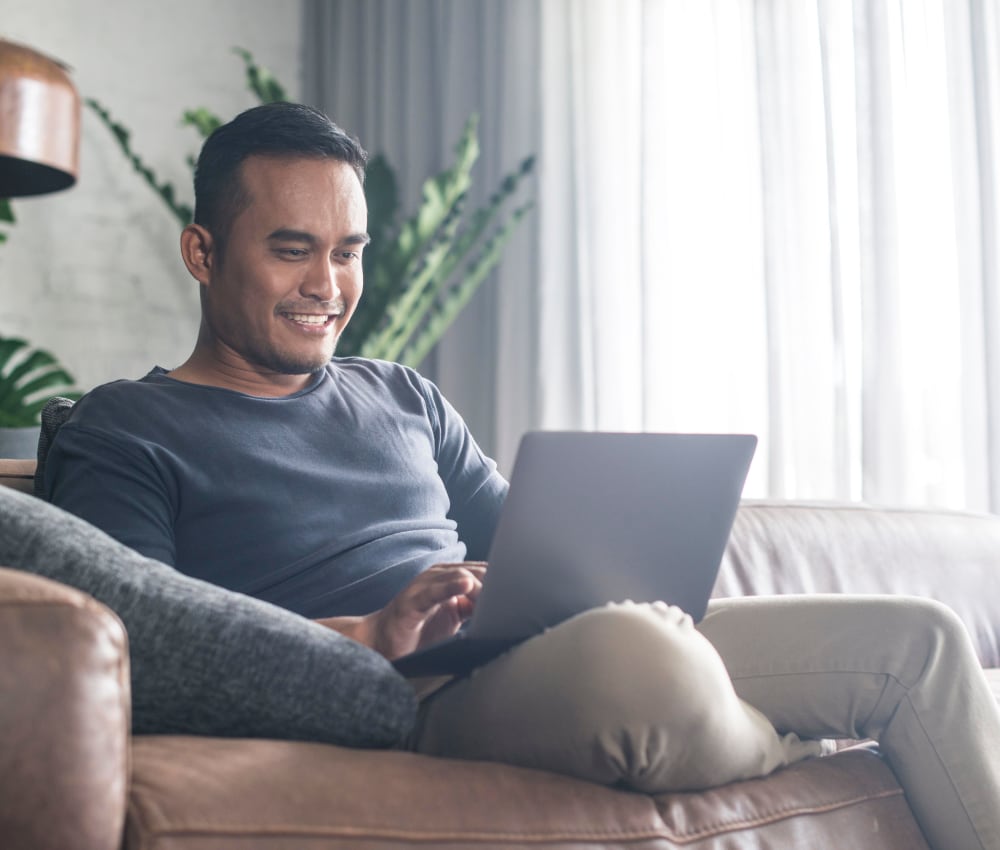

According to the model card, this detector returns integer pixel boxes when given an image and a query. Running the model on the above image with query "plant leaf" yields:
[400,201,533,367]
[233,47,288,103]
[362,149,535,364]
[86,98,194,227]
[0,336,78,426]
[0,337,29,375]
[182,108,223,138]
[3,349,58,388]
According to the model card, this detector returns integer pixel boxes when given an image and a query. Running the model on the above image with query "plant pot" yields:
[0,426,40,460]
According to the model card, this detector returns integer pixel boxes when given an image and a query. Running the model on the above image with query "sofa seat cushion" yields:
[126,737,929,849]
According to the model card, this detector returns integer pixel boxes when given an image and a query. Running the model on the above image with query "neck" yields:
[168,344,319,398]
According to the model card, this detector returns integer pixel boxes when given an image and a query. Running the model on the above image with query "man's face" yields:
[201,155,369,376]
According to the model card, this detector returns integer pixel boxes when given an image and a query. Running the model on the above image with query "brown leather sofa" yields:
[3,455,999,850]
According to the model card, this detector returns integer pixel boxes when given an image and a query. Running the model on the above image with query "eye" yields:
[277,248,308,258]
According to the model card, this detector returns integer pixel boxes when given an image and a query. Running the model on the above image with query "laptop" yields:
[392,431,756,677]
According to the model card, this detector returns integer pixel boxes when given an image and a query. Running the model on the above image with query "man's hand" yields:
[318,562,486,660]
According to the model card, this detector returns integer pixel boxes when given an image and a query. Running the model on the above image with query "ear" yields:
[180,224,216,285]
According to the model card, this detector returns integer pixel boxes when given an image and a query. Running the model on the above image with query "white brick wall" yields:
[0,0,303,391]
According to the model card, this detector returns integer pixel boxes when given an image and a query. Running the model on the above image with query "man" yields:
[46,103,1000,850]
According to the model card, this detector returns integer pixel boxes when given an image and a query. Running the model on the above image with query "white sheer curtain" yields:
[305,0,1000,513]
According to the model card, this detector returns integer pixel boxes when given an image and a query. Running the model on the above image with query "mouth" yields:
[279,310,342,330]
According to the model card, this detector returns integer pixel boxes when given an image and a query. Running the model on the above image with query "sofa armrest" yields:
[0,566,130,850]
[0,458,37,495]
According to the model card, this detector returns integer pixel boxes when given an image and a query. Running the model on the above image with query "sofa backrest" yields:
[716,500,1000,667]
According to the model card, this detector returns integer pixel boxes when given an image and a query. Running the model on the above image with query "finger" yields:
[406,570,481,613]
[423,563,486,593]
[463,562,487,580]
[430,561,487,578]
[453,593,477,620]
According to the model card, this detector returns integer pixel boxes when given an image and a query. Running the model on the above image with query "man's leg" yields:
[413,600,822,791]
[698,594,1000,850]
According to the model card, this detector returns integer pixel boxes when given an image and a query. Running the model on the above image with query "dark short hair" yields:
[193,102,368,243]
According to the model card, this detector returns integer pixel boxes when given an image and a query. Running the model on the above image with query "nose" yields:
[300,258,340,301]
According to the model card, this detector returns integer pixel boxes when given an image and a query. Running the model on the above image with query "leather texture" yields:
[0,566,130,850]
[0,457,36,494]
[124,737,928,849]
[4,458,999,848]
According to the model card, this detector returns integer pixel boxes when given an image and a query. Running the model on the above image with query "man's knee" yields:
[888,597,979,679]
[549,601,736,739]
[550,602,792,790]
[903,596,970,642]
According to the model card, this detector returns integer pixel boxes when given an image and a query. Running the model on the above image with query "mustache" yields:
[275,298,346,315]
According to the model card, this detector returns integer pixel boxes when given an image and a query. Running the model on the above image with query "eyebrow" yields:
[266,228,371,246]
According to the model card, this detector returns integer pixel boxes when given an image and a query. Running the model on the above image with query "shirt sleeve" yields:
[44,423,179,566]
[415,374,509,561]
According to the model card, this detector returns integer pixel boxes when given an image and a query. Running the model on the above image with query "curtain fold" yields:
[304,0,1000,512]
[303,0,540,468]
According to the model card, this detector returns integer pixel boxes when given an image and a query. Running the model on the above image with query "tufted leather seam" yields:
[126,788,905,846]
[661,786,905,843]
[132,824,673,844]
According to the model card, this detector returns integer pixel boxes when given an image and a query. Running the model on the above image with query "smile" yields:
[280,311,339,327]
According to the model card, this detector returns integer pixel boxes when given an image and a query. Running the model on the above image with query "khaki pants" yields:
[413,596,1000,850]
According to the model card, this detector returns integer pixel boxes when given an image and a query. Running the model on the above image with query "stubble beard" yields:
[245,331,340,376]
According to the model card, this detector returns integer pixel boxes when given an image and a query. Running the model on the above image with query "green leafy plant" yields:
[0,198,14,244]
[1,202,80,426]
[87,48,535,367]
[0,336,81,427]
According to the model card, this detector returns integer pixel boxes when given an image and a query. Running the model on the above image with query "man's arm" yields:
[317,562,485,659]
[414,374,508,560]
[45,423,178,566]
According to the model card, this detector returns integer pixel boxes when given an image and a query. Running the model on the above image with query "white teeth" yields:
[285,313,329,325]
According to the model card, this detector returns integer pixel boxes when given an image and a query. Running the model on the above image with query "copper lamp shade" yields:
[0,39,80,198]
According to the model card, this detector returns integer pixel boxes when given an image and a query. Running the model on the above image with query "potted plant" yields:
[0,38,83,459]
[0,335,80,458]
[1,199,81,459]
[88,49,534,368]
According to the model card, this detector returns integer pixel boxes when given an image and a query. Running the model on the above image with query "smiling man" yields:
[43,103,1000,850]
[173,153,369,393]
[46,104,504,643]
